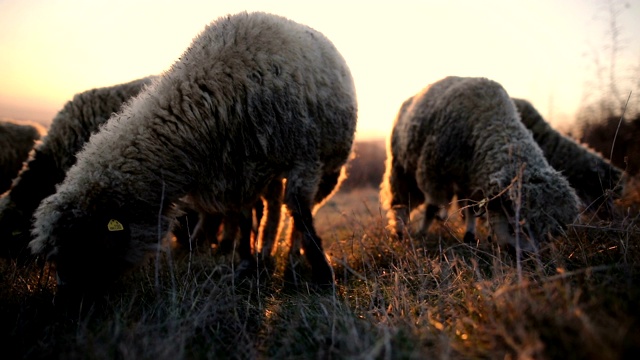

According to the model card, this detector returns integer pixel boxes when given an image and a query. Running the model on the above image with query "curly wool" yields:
[381,76,579,249]
[512,98,624,218]
[30,11,356,288]
[0,120,43,193]
[0,77,155,259]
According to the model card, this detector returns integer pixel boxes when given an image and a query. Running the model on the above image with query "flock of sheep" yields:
[0,12,624,294]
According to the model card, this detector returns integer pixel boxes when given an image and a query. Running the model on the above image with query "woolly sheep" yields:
[512,98,624,219]
[0,77,155,259]
[0,84,267,263]
[29,11,357,291]
[380,76,579,251]
[0,120,43,194]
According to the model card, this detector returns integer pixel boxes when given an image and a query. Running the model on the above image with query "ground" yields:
[1,186,639,359]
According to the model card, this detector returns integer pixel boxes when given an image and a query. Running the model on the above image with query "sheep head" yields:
[575,159,625,219]
[29,195,136,293]
[486,166,580,252]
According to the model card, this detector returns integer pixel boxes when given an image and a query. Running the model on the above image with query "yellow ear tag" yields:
[107,219,124,232]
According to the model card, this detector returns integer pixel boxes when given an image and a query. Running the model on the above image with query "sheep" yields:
[0,78,274,263]
[0,77,155,260]
[512,98,624,219]
[380,76,579,251]
[29,11,357,292]
[0,120,43,194]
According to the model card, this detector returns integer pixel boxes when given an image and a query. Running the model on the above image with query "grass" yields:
[1,186,639,359]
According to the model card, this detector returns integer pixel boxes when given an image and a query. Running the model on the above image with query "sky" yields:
[1,0,639,140]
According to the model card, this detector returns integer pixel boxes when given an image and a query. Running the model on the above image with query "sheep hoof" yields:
[311,261,335,287]
[282,252,334,288]
[235,258,258,279]
[257,253,276,273]
[216,238,234,254]
[413,230,427,239]
[463,232,476,244]
[283,256,303,288]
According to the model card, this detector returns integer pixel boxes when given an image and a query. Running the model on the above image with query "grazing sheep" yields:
[29,11,357,291]
[381,76,579,251]
[0,120,43,194]
[0,77,155,259]
[512,98,624,218]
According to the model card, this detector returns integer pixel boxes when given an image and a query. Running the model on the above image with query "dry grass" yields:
[1,186,639,359]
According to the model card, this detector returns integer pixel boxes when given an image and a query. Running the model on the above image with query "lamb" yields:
[0,120,43,194]
[512,98,624,219]
[29,11,357,291]
[0,77,155,260]
[380,76,579,251]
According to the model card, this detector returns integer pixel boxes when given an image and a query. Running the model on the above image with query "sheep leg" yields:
[257,179,283,264]
[418,204,440,237]
[217,213,239,254]
[253,199,264,236]
[284,172,333,285]
[172,207,203,246]
[236,207,257,276]
[462,201,477,244]
[289,206,333,285]
[313,168,342,209]
[488,211,514,247]
[189,212,224,248]
[387,163,424,239]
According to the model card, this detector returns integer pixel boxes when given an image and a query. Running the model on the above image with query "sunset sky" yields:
[1,0,639,139]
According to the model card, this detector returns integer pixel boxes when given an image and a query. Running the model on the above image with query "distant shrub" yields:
[341,139,386,192]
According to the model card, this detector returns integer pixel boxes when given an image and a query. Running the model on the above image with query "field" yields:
[1,184,639,359]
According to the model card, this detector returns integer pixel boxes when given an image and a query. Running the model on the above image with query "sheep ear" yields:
[94,200,132,251]
[95,200,129,229]
[106,218,126,232]
[100,215,131,251]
